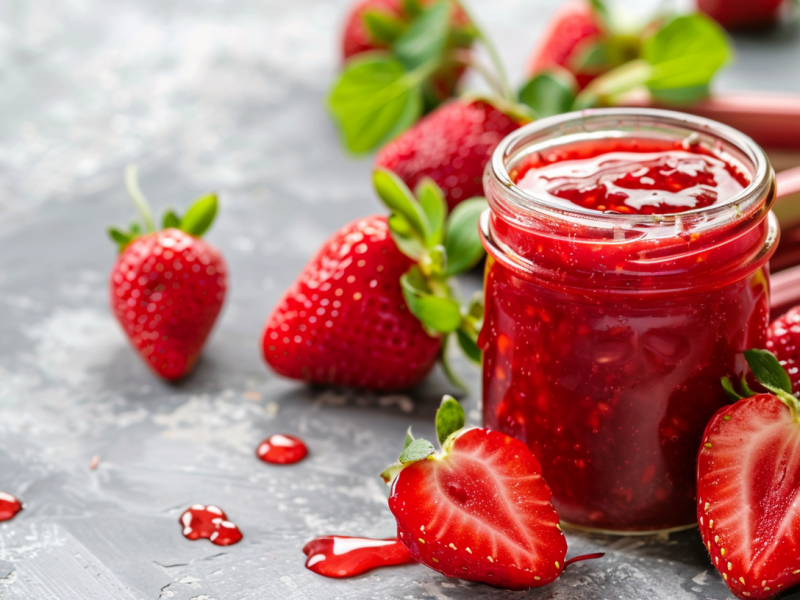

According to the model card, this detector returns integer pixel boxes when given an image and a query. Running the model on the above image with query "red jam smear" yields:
[482,139,771,532]
[0,493,22,522]
[180,505,243,546]
[303,536,413,578]
[256,434,308,465]
[513,138,749,215]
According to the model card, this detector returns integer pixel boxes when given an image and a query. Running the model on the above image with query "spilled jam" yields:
[180,504,243,546]
[303,536,413,578]
[257,434,308,465]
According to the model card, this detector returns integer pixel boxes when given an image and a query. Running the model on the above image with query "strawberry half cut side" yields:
[700,349,800,599]
[383,397,603,590]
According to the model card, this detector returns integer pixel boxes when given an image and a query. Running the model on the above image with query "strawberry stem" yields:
[449,49,508,101]
[563,552,605,569]
[124,164,156,233]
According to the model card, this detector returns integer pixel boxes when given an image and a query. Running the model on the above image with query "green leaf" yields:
[400,266,463,333]
[108,227,132,251]
[720,377,743,401]
[456,328,482,364]
[162,210,181,229]
[180,193,218,237]
[649,84,710,105]
[129,222,142,235]
[328,55,423,154]
[740,376,756,398]
[569,42,610,74]
[403,427,415,449]
[363,9,406,45]
[435,395,465,446]
[642,14,731,96]
[444,197,487,276]
[415,178,447,247]
[374,169,429,241]
[399,438,435,463]
[518,71,577,119]
[402,0,423,18]
[393,1,451,71]
[388,214,426,260]
[380,462,403,483]
[744,349,793,396]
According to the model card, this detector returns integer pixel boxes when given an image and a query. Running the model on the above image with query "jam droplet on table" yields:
[0,492,22,522]
[303,536,413,578]
[180,504,243,546]
[257,434,308,465]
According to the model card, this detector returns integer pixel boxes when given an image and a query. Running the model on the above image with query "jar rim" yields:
[489,107,773,226]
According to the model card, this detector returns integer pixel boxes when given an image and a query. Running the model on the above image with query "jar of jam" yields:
[480,109,778,533]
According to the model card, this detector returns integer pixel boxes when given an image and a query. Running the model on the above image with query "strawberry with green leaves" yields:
[766,305,800,394]
[382,397,602,589]
[698,349,800,600]
[108,166,226,381]
[697,0,787,31]
[262,170,484,391]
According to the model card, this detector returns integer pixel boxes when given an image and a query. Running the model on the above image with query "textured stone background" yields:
[1,0,799,598]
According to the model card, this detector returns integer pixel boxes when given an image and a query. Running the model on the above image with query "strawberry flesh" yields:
[110,229,226,380]
[262,215,440,391]
[698,394,800,599]
[374,100,521,210]
[766,305,800,394]
[389,427,567,590]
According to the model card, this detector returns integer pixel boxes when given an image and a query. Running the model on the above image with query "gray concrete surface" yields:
[1,0,800,598]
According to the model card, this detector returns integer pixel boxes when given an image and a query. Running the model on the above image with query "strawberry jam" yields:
[256,434,308,465]
[0,492,22,522]
[303,536,413,578]
[180,504,243,546]
[481,109,778,532]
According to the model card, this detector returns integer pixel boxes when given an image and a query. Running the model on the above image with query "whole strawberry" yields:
[262,171,485,391]
[374,99,523,210]
[382,397,602,589]
[108,166,226,381]
[766,305,800,394]
[526,0,605,89]
[697,0,786,31]
[699,350,800,599]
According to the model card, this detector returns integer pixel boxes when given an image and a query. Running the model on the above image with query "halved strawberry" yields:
[699,349,800,599]
[383,397,602,590]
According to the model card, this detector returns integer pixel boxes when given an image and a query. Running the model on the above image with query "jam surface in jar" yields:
[481,135,774,532]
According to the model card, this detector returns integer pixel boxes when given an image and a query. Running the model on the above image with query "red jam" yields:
[256,434,308,465]
[303,536,413,578]
[481,125,776,532]
[180,505,243,546]
[0,493,22,522]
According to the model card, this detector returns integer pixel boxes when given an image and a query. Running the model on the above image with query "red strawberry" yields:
[697,0,786,31]
[341,0,474,106]
[766,305,800,394]
[698,349,800,599]
[262,171,486,391]
[374,99,523,210]
[525,1,604,89]
[108,166,226,381]
[383,397,602,590]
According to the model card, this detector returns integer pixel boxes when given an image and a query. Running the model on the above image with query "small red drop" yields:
[303,536,413,578]
[0,493,22,522]
[257,434,308,465]
[179,505,243,546]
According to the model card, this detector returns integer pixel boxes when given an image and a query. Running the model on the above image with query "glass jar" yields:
[479,108,778,534]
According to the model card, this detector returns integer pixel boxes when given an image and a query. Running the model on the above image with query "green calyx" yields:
[107,164,219,253]
[373,168,484,390]
[380,395,467,484]
[722,349,800,417]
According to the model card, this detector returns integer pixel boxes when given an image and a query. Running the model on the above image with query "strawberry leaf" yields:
[399,438,435,463]
[392,1,451,72]
[435,395,465,446]
[363,9,406,45]
[108,227,132,252]
[456,328,481,364]
[416,178,447,247]
[163,209,181,229]
[180,193,218,237]
[388,214,426,260]
[518,71,577,119]
[444,197,487,276]
[401,0,423,18]
[401,266,462,333]
[721,377,744,401]
[374,169,430,242]
[642,14,731,102]
[380,462,403,483]
[328,55,424,154]
[744,349,793,396]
